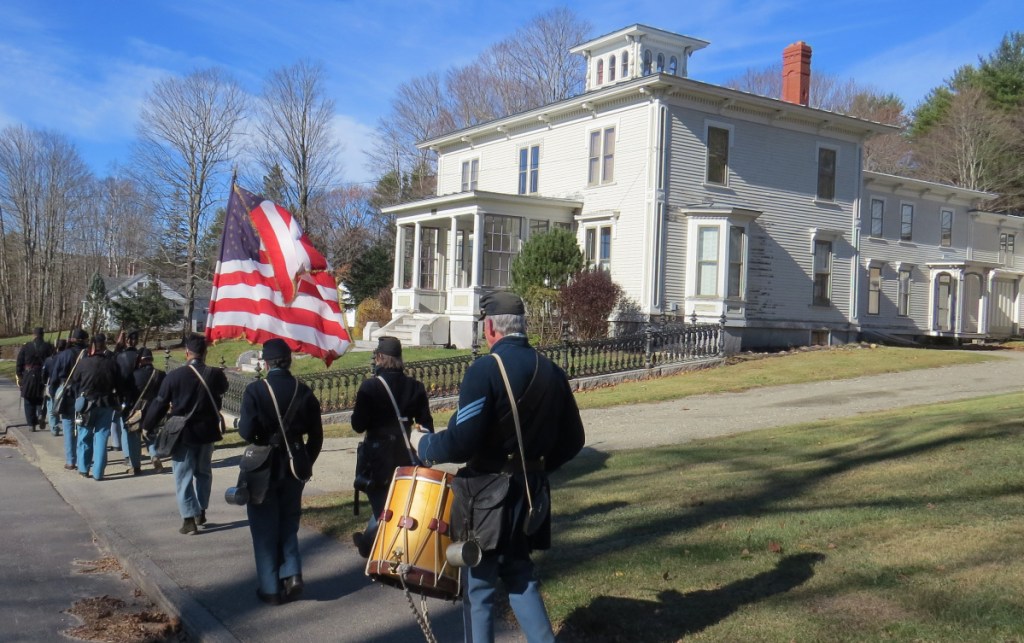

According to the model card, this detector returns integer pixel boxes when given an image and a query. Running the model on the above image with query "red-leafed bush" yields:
[560,268,622,340]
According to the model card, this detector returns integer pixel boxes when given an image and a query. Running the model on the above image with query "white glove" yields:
[409,427,428,453]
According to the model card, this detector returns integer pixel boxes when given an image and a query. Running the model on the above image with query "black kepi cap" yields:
[185,335,207,355]
[479,291,525,320]
[376,336,402,358]
[262,338,291,361]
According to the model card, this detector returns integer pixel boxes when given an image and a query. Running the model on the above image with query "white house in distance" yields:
[89,273,211,334]
[379,24,1022,350]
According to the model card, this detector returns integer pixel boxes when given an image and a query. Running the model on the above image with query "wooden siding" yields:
[663,103,861,327]
[435,102,657,308]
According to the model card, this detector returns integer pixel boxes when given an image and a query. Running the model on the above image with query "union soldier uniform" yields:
[141,336,228,535]
[238,338,324,604]
[416,292,585,643]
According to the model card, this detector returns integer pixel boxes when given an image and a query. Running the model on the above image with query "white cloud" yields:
[330,114,377,185]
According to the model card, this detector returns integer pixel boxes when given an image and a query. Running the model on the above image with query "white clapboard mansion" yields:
[379,24,1023,350]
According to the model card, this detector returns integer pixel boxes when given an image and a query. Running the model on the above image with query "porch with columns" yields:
[380,191,583,348]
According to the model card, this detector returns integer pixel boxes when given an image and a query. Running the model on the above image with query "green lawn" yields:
[305,392,1024,641]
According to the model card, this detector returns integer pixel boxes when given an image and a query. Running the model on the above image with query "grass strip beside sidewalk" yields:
[304,390,1024,641]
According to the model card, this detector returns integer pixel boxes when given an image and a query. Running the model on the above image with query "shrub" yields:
[561,269,622,340]
[354,296,391,340]
[510,229,583,295]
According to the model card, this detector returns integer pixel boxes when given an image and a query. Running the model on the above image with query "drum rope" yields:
[399,564,437,643]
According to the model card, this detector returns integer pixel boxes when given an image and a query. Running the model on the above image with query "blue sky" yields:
[0,0,1018,186]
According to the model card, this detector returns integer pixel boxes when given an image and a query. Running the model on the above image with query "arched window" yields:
[668,56,678,75]
[621,51,629,77]
[656,53,665,73]
[597,59,604,84]
[609,55,616,81]
[642,49,652,75]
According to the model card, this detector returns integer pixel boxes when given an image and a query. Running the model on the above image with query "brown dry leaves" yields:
[64,595,182,643]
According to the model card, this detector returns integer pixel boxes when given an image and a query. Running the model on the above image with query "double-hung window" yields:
[587,127,615,186]
[585,225,612,270]
[816,147,836,201]
[897,267,912,316]
[1000,233,1016,264]
[813,240,833,306]
[419,227,439,290]
[900,204,914,241]
[867,265,882,315]
[696,226,720,296]
[706,126,730,185]
[482,215,521,288]
[518,145,539,195]
[940,209,953,247]
[461,159,478,192]
[727,226,745,298]
[870,198,884,237]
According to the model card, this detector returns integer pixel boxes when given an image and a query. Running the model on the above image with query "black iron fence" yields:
[165,318,724,415]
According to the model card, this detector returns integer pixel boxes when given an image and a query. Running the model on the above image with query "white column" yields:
[447,214,458,291]
[393,225,404,289]
[471,212,484,288]
[412,222,423,290]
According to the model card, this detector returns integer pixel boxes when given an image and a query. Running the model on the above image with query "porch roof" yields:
[383,190,583,222]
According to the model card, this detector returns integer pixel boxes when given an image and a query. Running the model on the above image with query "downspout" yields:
[850,143,863,339]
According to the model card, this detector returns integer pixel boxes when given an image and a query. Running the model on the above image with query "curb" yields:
[9,425,240,643]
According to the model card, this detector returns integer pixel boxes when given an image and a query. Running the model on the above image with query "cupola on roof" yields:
[570,24,710,91]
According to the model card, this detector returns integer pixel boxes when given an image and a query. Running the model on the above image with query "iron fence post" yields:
[644,324,653,370]
[718,312,727,356]
[560,320,570,371]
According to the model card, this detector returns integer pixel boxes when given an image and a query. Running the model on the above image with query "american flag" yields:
[205,184,351,366]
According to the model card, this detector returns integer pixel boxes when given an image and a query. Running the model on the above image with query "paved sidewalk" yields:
[2,349,1022,641]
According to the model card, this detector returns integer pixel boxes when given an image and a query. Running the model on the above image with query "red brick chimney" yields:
[782,41,812,106]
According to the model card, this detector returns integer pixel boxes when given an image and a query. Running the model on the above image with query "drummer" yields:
[412,292,585,643]
[350,336,434,557]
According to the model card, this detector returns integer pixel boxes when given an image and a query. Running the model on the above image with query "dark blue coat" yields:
[238,368,324,482]
[141,359,228,446]
[418,334,585,551]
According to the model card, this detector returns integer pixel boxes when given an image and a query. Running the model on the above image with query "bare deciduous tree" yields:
[255,59,342,235]
[726,62,865,112]
[368,8,591,205]
[0,125,92,333]
[133,68,246,338]
[847,93,913,175]
[913,86,1024,207]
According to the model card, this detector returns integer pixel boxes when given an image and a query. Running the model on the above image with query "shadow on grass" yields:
[557,552,826,642]
[546,409,1022,638]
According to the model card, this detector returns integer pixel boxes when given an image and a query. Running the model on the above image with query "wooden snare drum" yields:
[365,466,460,600]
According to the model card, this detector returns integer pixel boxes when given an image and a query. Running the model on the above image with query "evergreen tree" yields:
[107,280,179,342]
[347,241,394,306]
[509,228,583,294]
[84,272,108,337]
[510,229,583,345]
